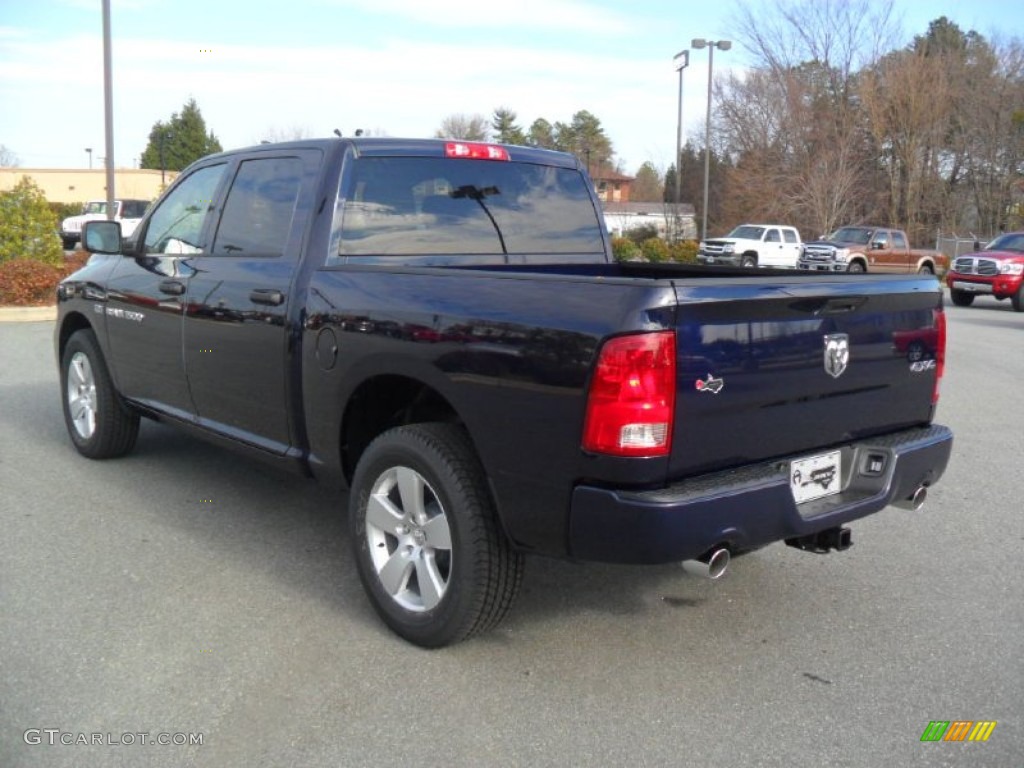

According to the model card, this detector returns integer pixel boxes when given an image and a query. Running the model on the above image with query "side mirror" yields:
[82,220,123,254]
[871,240,885,250]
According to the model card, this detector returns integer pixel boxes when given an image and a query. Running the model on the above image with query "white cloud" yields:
[323,0,636,35]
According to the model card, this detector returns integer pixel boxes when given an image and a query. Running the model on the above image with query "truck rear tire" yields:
[61,329,140,458]
[349,423,523,647]
[950,289,975,307]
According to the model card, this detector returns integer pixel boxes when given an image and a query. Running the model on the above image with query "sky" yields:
[1,0,1020,176]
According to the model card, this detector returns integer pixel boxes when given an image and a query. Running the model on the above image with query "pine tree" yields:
[491,107,527,145]
[140,99,223,172]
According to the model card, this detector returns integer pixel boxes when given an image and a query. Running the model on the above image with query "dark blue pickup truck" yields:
[57,138,952,646]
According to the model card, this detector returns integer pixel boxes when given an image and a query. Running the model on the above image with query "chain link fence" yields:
[935,233,991,259]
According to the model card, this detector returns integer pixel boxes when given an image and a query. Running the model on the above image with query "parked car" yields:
[58,138,952,646]
[800,226,948,275]
[946,232,1024,311]
[697,224,803,268]
[60,199,150,250]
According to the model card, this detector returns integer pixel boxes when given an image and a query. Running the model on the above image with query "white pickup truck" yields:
[697,224,803,268]
[60,199,150,250]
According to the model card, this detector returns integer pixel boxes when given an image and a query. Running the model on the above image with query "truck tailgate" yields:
[669,275,943,478]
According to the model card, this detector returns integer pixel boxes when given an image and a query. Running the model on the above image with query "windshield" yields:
[984,233,1024,254]
[727,225,765,240]
[337,157,604,256]
[827,227,873,245]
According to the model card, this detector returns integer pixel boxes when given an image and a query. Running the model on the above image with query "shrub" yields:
[0,252,90,306]
[669,239,699,264]
[49,201,84,223]
[0,259,65,305]
[640,237,670,263]
[625,223,659,245]
[0,178,64,266]
[611,236,641,262]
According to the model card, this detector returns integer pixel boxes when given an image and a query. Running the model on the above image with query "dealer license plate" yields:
[790,450,842,504]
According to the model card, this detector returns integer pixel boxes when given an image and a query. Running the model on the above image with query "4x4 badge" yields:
[823,334,850,378]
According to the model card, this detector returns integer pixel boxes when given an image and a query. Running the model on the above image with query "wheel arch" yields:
[339,373,468,485]
[57,311,96,360]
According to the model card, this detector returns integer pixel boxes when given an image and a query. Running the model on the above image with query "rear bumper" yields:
[569,424,953,564]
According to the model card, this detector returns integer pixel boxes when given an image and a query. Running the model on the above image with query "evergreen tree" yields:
[631,162,663,202]
[140,99,223,172]
[491,107,527,145]
[527,118,556,149]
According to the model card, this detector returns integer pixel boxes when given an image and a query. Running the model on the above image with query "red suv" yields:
[947,232,1024,311]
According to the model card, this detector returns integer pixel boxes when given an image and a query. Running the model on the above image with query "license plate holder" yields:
[790,450,842,504]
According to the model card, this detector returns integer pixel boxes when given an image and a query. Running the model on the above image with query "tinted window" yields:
[783,229,798,244]
[122,200,149,218]
[765,229,781,243]
[212,157,302,256]
[144,164,226,255]
[892,231,907,249]
[338,157,603,256]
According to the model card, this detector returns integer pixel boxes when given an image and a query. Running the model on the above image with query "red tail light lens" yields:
[582,331,676,457]
[933,307,946,405]
[444,142,510,161]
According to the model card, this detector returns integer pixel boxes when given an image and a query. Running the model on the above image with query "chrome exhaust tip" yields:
[681,547,730,579]
[894,485,928,511]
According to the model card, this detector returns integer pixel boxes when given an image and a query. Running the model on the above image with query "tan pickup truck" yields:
[798,226,948,275]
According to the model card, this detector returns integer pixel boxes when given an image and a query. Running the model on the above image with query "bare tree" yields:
[0,144,19,167]
[258,125,315,143]
[434,114,490,141]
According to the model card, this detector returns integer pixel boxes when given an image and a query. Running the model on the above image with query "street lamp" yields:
[672,49,689,239]
[159,130,173,186]
[691,38,731,240]
[85,147,93,169]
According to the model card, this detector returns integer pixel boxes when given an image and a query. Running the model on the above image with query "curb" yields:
[0,306,57,323]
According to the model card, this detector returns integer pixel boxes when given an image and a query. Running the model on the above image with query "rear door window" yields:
[336,157,604,257]
[212,157,302,256]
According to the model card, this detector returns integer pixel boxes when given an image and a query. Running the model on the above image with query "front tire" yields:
[847,261,866,273]
[741,254,757,268]
[950,289,975,307]
[61,329,139,458]
[1012,284,1024,312]
[349,423,523,647]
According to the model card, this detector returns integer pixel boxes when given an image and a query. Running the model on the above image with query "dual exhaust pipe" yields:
[681,547,730,579]
[893,484,928,511]
[682,485,927,573]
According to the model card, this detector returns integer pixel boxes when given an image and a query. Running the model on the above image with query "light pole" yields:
[159,130,173,186]
[691,38,731,240]
[673,49,689,240]
[85,147,93,169]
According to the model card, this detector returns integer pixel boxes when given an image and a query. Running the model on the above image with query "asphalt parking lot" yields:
[1,303,1021,768]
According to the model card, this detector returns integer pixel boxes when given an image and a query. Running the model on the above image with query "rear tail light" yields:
[445,142,510,161]
[933,307,946,405]
[582,331,676,457]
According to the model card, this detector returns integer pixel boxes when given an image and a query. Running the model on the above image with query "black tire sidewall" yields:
[349,425,486,647]
[60,329,137,458]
